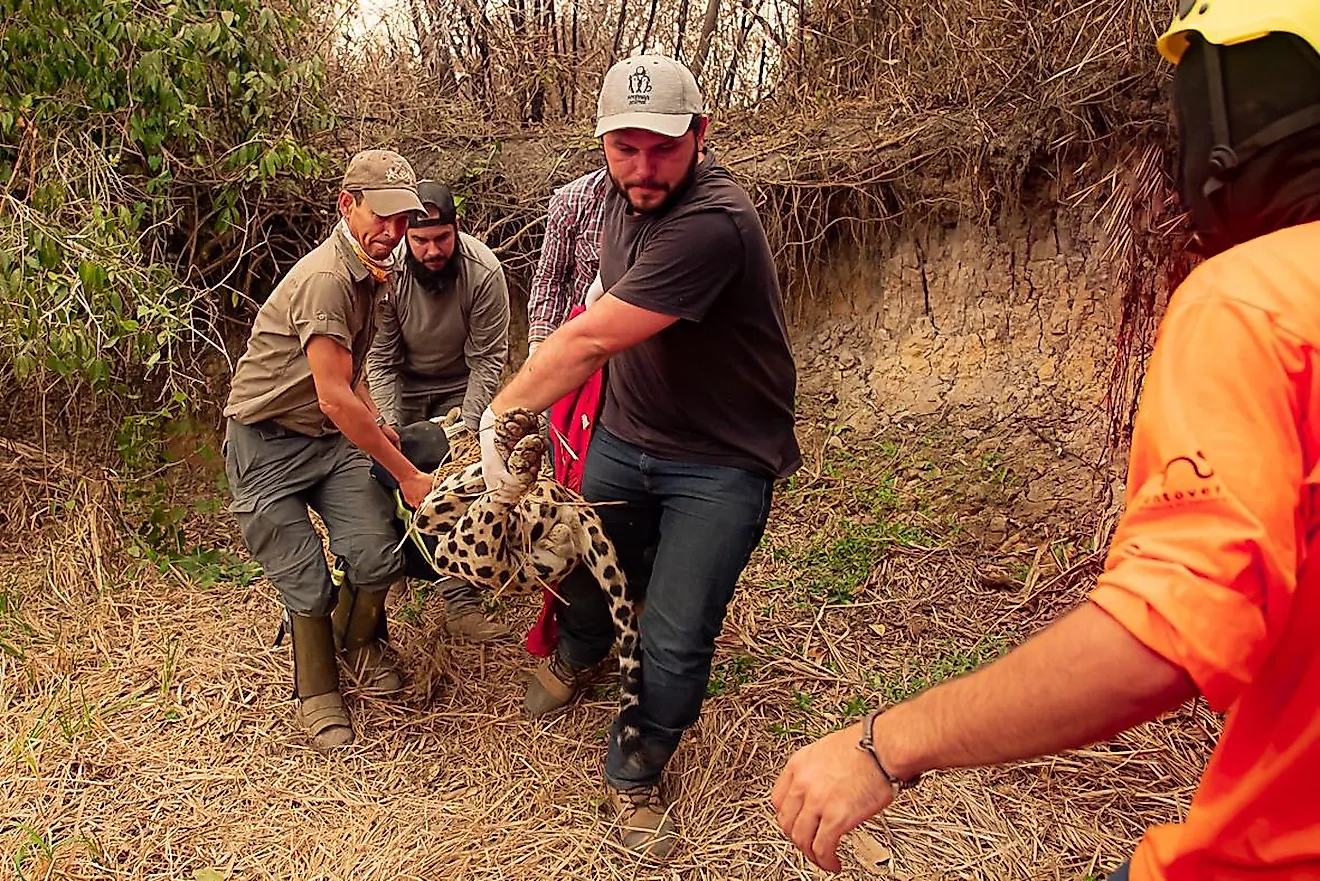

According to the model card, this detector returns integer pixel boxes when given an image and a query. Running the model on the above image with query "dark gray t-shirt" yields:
[598,150,802,478]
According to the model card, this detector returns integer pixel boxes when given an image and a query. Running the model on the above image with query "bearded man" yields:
[366,179,512,642]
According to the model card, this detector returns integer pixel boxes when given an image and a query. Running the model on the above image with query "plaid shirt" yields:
[527,167,609,343]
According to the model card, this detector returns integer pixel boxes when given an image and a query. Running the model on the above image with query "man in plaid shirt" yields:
[526,167,610,354]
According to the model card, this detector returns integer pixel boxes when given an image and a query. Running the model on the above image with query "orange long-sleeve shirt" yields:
[1090,220,1320,880]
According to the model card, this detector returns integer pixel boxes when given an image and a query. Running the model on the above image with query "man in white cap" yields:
[223,148,437,751]
[479,56,801,857]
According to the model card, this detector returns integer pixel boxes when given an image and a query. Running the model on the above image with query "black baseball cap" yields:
[410,180,458,227]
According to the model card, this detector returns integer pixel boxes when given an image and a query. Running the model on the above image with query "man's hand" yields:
[771,722,896,873]
[479,406,521,502]
[399,469,434,509]
[771,602,1198,874]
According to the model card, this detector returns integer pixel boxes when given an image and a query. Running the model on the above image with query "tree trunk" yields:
[689,0,721,82]
[716,1,752,107]
[612,0,628,62]
[571,0,580,115]
[796,0,807,87]
[641,0,660,51]
[674,0,690,58]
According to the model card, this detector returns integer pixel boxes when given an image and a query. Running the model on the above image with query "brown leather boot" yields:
[523,652,595,717]
[445,607,512,643]
[610,783,679,859]
[290,613,354,750]
[332,579,403,695]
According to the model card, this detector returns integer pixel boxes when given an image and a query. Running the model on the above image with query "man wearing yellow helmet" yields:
[770,4,1320,879]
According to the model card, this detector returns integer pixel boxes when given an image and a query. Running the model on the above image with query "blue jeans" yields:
[555,427,773,789]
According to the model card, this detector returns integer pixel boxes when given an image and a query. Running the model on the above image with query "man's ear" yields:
[695,115,710,150]
[337,190,356,220]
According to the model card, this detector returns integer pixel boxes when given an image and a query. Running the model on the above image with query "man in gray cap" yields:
[367,179,512,641]
[479,56,801,857]
[223,148,436,751]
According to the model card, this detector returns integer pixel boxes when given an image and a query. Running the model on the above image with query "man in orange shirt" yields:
[771,4,1320,879]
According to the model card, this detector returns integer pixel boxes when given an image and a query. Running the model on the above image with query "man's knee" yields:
[340,531,405,589]
[234,507,334,616]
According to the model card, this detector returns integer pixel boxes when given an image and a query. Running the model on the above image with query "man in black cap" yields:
[367,180,512,641]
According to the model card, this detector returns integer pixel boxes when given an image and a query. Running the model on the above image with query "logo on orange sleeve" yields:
[1134,450,1224,508]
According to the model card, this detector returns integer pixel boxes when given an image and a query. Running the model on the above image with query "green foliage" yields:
[0,0,331,171]
[0,0,334,469]
[707,654,757,697]
[870,634,1013,705]
[796,518,932,604]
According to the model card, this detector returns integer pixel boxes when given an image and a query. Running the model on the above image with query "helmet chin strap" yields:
[1188,38,1320,254]
[1200,40,1320,201]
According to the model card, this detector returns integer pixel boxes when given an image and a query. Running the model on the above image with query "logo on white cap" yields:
[627,66,652,105]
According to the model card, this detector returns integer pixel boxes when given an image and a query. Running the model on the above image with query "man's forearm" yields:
[875,602,1198,781]
[365,362,401,426]
[321,386,420,483]
[462,361,503,430]
[491,328,609,414]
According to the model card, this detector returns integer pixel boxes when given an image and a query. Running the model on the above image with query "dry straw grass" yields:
[2,405,1217,880]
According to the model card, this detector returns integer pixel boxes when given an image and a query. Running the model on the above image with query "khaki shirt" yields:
[366,232,510,429]
[224,232,387,436]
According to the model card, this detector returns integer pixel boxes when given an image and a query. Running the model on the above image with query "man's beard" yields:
[405,238,462,290]
[609,146,700,215]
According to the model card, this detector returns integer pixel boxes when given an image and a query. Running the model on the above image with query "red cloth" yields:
[524,305,605,657]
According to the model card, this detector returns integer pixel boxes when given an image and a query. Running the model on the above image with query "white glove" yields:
[584,273,605,309]
[479,406,522,502]
[527,340,541,358]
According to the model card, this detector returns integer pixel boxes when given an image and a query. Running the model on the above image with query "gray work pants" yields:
[224,419,404,616]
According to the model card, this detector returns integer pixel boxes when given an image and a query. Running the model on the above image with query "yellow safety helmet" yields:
[1158,0,1320,255]
[1158,0,1320,64]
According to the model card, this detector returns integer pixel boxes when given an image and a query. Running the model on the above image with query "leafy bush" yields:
[0,0,334,462]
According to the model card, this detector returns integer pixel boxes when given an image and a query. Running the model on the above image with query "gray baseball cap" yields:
[595,55,704,138]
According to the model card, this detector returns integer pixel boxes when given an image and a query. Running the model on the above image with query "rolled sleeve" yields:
[1088,293,1303,713]
[289,272,356,351]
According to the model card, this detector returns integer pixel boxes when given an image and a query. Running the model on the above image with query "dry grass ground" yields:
[0,401,1217,881]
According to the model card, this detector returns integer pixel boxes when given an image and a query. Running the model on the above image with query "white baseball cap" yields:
[595,55,704,138]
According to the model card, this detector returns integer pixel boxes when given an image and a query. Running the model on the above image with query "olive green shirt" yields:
[224,232,388,436]
[366,232,510,430]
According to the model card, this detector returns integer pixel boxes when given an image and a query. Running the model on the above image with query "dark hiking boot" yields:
[445,608,512,643]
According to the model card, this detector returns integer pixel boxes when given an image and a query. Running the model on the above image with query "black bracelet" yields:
[857,709,922,791]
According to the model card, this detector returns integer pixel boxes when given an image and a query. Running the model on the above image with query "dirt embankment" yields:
[790,198,1164,544]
